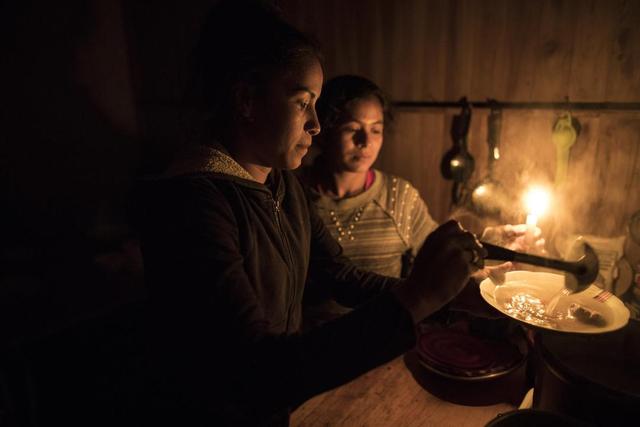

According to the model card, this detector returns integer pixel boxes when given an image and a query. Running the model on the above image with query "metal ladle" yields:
[481,241,599,293]
[471,104,507,216]
[440,98,474,205]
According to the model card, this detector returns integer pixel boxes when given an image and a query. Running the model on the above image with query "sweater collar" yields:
[310,169,384,211]
[166,144,259,182]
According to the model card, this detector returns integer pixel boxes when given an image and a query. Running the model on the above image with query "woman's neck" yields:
[225,136,271,183]
[314,167,369,199]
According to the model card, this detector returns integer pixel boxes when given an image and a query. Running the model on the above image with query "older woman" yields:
[138,2,483,425]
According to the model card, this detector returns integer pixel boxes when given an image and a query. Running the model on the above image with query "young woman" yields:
[304,75,435,278]
[302,76,540,325]
[138,2,484,425]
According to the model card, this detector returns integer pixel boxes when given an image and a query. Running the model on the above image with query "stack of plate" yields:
[416,326,525,381]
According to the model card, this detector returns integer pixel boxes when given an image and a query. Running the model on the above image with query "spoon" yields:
[481,241,599,293]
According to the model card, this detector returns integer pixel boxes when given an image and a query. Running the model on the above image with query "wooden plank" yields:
[591,114,640,235]
[469,0,508,100]
[605,0,640,101]
[387,0,448,101]
[420,112,451,223]
[444,0,476,100]
[610,115,640,233]
[388,1,419,99]
[530,0,578,102]
[321,0,356,76]
[500,0,543,101]
[357,0,386,87]
[420,0,448,101]
[568,0,618,102]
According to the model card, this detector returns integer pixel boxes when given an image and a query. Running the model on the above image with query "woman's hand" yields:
[393,220,486,324]
[481,224,546,254]
[471,261,512,285]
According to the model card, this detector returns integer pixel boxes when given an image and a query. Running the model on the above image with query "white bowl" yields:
[479,270,630,334]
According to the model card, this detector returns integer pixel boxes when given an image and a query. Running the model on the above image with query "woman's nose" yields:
[305,108,321,136]
[354,130,369,147]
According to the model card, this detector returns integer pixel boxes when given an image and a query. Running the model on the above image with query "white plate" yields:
[479,270,630,334]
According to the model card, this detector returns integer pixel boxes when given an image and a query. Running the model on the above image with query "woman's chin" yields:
[285,155,305,170]
[346,161,373,173]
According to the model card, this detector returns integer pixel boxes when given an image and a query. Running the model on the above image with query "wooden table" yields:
[291,353,517,427]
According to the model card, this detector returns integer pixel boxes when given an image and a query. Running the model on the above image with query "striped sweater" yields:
[309,169,438,279]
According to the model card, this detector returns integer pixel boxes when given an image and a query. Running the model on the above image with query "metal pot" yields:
[407,306,532,406]
[533,320,640,424]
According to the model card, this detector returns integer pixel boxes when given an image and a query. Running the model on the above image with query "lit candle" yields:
[523,186,551,244]
[524,187,550,221]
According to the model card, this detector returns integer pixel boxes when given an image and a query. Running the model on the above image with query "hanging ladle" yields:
[471,103,506,216]
[480,241,599,293]
[440,98,475,205]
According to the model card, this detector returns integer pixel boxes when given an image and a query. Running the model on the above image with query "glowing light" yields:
[450,159,461,168]
[523,186,551,249]
[473,184,487,197]
[523,186,551,227]
[493,147,500,160]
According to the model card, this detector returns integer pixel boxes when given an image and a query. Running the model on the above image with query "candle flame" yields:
[524,186,551,219]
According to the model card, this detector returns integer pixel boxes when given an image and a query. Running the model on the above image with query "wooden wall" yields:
[279,0,640,242]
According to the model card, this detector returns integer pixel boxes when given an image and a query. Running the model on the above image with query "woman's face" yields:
[249,56,323,170]
[326,96,384,173]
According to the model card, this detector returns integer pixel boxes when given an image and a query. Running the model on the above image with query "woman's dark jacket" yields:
[138,147,416,425]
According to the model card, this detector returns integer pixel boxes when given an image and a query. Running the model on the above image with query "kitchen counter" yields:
[291,352,517,427]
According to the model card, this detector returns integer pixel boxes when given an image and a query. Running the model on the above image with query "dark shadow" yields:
[1,301,147,426]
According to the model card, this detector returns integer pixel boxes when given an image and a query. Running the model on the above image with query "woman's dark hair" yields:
[184,0,322,144]
[316,75,393,134]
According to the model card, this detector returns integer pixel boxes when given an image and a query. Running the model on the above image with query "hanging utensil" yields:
[552,111,580,187]
[440,98,475,205]
[481,241,599,293]
[471,103,506,216]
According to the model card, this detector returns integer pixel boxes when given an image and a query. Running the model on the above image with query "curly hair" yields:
[316,75,393,135]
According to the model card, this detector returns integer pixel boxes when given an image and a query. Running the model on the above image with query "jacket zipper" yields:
[272,198,297,331]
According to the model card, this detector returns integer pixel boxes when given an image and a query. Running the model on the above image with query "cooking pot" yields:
[407,313,530,406]
[533,319,640,424]
[406,281,533,406]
